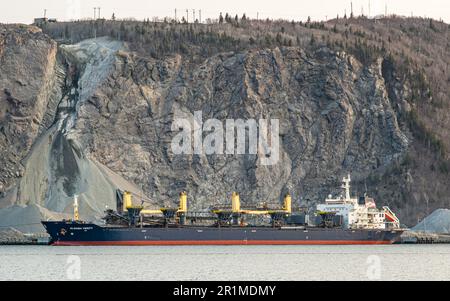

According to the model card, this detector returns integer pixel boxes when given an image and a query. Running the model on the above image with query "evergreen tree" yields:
[276,32,282,44]
[333,24,338,33]
[225,13,230,23]
[310,34,316,45]
[429,19,436,31]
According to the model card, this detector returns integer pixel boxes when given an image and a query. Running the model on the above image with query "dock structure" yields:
[0,230,49,245]
[401,231,450,244]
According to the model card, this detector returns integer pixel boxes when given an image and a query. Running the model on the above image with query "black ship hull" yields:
[42,221,403,245]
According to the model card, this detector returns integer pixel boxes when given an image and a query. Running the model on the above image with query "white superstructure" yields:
[316,174,400,229]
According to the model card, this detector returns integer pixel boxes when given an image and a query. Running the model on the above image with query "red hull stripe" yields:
[52,240,393,246]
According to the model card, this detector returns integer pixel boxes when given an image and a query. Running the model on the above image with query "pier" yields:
[401,231,450,244]
[0,231,49,245]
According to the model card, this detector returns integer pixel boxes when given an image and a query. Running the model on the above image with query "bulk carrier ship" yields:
[42,175,404,245]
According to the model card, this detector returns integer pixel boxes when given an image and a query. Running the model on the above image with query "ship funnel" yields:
[232,192,241,213]
[123,191,132,212]
[283,193,292,214]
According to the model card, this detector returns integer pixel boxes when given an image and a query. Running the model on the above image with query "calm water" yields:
[0,245,449,281]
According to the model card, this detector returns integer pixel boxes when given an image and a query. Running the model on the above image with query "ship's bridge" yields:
[316,175,389,230]
[324,196,358,205]
[317,203,354,228]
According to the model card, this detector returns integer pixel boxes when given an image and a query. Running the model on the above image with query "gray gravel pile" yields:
[412,209,450,233]
[0,227,29,243]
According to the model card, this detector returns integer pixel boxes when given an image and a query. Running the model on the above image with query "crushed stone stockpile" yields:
[0,204,70,233]
[412,209,450,233]
[0,227,29,243]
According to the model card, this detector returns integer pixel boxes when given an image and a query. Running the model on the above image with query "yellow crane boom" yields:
[123,191,188,215]
[227,192,292,215]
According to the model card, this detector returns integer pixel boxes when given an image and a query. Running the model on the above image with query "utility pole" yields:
[193,9,195,22]
[351,2,353,18]
[199,9,202,23]
[175,9,177,21]
[98,7,101,19]
[93,7,96,19]
[186,9,188,23]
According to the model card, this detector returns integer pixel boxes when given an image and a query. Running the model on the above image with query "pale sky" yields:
[0,0,449,24]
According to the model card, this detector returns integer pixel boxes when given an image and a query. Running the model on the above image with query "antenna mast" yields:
[342,174,352,201]
[73,195,79,221]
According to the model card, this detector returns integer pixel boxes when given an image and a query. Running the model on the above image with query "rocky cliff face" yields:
[79,46,409,208]
[0,28,142,231]
[0,25,59,205]
[0,23,437,231]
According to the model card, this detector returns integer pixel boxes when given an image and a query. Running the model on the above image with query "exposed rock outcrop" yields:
[0,30,149,230]
[0,25,60,206]
[75,46,408,212]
